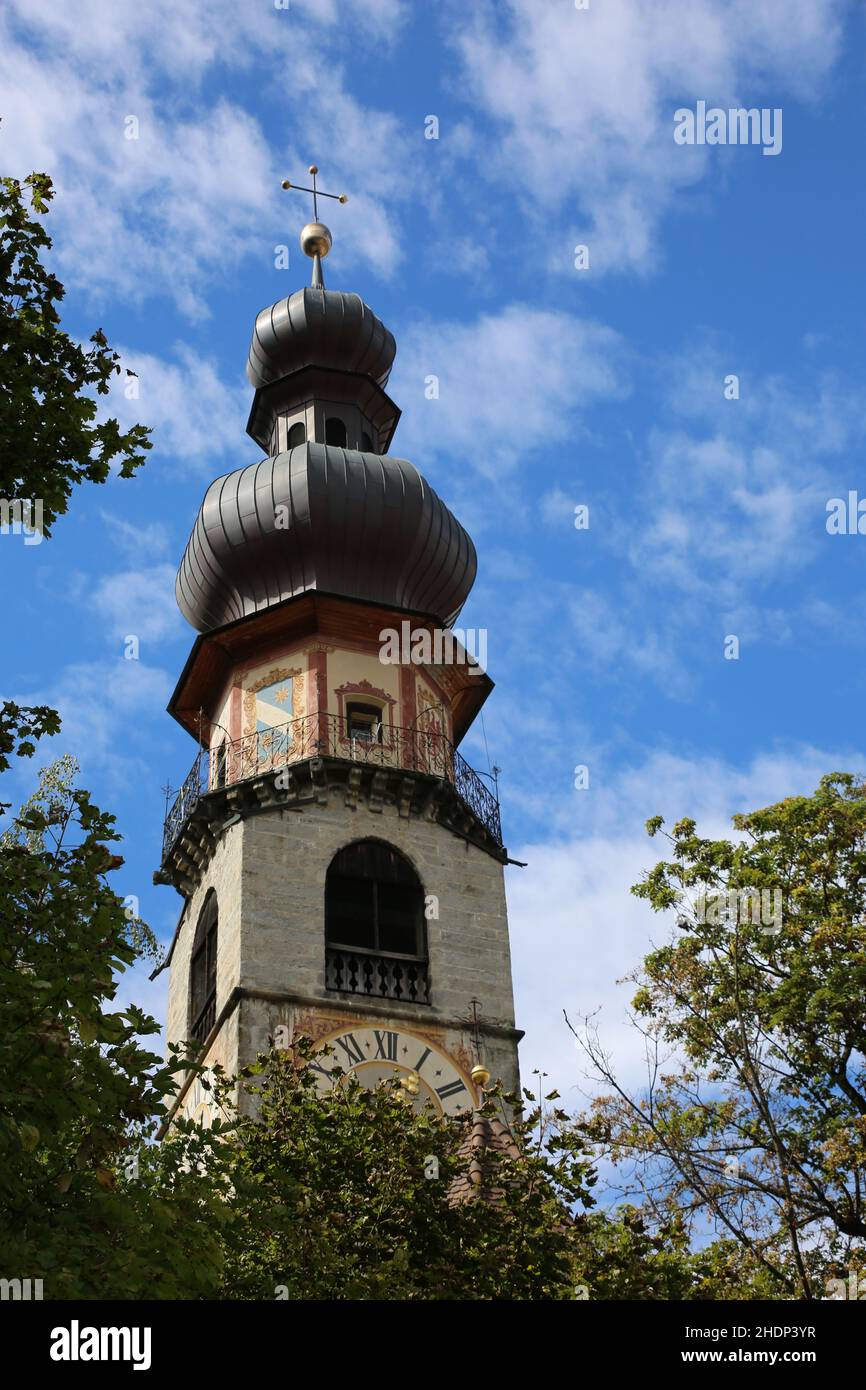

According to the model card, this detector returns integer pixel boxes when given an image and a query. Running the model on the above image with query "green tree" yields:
[7,721,799,1301]
[214,1046,597,1301]
[0,167,150,535]
[0,705,604,1304]
[0,708,696,1304]
[0,709,227,1298]
[0,701,60,817]
[571,1209,783,1300]
[570,773,866,1299]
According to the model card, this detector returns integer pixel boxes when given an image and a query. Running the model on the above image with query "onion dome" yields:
[176,171,476,635]
[175,443,476,633]
[247,288,396,392]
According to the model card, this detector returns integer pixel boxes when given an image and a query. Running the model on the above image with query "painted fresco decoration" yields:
[414,687,448,773]
[256,676,293,759]
[417,689,445,738]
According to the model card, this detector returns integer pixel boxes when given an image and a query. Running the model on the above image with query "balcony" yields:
[325,945,430,1004]
[160,712,503,876]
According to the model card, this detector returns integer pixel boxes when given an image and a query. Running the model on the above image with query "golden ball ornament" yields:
[300,221,332,259]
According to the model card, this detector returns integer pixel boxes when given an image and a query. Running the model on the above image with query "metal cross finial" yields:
[281,164,348,222]
[280,166,348,288]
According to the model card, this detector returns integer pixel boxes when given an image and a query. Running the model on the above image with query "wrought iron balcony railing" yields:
[325,944,430,1005]
[162,711,502,861]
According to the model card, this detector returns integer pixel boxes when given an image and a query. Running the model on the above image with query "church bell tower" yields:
[155,169,522,1125]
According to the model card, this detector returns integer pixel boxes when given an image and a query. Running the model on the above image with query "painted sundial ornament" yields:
[280,164,348,288]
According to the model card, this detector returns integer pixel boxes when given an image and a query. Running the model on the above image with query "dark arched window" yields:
[190,891,218,1042]
[325,416,347,447]
[287,421,306,448]
[325,841,429,1002]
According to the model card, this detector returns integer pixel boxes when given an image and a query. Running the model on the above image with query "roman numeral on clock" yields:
[334,1032,365,1065]
[374,1029,398,1060]
[436,1078,467,1100]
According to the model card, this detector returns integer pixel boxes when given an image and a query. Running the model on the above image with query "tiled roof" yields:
[450,1109,521,1204]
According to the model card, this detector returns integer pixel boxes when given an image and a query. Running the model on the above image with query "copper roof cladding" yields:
[246,287,396,391]
[175,443,477,633]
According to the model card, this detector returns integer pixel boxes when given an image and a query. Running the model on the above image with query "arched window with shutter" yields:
[325,840,429,1003]
[189,890,218,1043]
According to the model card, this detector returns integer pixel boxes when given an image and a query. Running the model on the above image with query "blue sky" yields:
[2,0,865,1103]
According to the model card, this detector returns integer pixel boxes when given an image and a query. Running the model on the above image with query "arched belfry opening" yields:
[324,840,429,1004]
[324,416,347,447]
[189,890,218,1043]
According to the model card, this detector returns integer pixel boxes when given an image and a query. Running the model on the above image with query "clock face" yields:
[184,1073,216,1128]
[311,1025,475,1117]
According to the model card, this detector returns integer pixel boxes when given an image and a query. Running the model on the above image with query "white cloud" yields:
[450,0,845,275]
[417,320,866,700]
[92,564,182,644]
[620,346,866,609]
[567,587,691,694]
[0,51,277,318]
[108,345,252,470]
[100,511,172,560]
[539,487,575,527]
[0,0,415,313]
[663,345,866,460]
[392,304,628,477]
[13,659,175,799]
[627,428,818,599]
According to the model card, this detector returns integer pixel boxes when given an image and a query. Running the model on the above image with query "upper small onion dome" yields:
[246,288,396,392]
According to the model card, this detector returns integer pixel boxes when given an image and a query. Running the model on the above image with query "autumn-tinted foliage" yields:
[572,773,866,1299]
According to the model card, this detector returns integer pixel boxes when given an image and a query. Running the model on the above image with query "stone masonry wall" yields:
[166,796,520,1108]
[239,797,515,1025]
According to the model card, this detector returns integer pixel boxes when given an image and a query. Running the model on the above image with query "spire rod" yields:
[280,165,348,289]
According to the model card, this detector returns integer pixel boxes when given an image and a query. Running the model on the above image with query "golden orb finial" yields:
[300,221,332,260]
[471,1063,491,1089]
